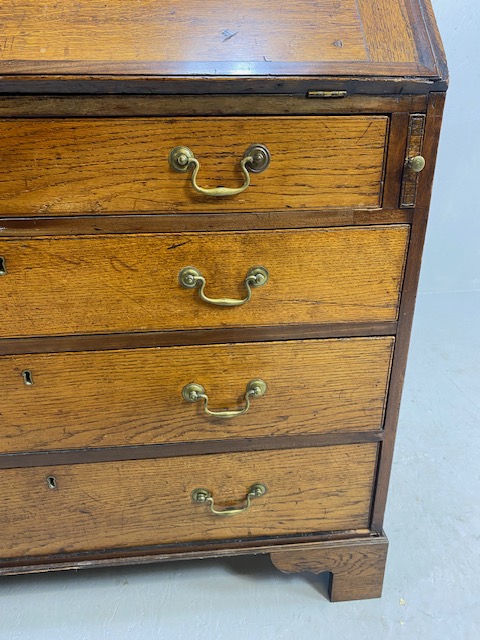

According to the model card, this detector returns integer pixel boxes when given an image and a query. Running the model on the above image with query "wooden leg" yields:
[270,535,388,602]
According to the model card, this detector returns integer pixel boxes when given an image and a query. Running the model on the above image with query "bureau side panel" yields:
[371,93,446,531]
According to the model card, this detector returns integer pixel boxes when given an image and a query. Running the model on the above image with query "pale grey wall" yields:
[420,0,480,293]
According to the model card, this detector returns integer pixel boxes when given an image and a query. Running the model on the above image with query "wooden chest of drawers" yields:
[0,0,447,601]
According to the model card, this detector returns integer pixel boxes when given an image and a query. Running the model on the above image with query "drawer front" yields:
[1,337,393,453]
[0,445,377,558]
[0,116,388,215]
[0,226,408,338]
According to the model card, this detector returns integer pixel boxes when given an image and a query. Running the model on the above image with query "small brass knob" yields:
[408,155,426,173]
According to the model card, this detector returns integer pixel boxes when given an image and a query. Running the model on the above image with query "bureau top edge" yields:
[0,78,448,97]
[0,0,448,96]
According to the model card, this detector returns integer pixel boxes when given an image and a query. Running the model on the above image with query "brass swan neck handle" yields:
[179,266,269,307]
[182,379,267,419]
[168,144,271,197]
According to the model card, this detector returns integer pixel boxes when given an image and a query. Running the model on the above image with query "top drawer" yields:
[0,116,388,216]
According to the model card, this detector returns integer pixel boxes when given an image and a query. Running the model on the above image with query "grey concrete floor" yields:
[1,290,479,639]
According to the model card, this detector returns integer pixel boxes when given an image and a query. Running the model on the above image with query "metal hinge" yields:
[306,90,348,99]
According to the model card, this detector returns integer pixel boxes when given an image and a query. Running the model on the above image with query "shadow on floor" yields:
[0,553,331,600]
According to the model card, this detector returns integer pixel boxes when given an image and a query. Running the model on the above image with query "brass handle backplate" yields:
[407,155,426,173]
[182,378,267,419]
[179,265,268,307]
[191,483,267,516]
[168,144,270,197]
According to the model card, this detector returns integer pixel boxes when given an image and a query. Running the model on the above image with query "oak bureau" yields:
[0,0,447,601]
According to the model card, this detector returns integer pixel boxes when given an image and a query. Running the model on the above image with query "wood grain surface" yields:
[0,0,445,83]
[356,0,418,63]
[0,226,409,338]
[0,444,378,557]
[271,535,388,601]
[0,116,388,215]
[0,337,394,453]
[0,1,368,64]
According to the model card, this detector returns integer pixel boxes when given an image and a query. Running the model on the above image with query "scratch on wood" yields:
[167,240,191,250]
[357,121,374,142]
[80,489,102,504]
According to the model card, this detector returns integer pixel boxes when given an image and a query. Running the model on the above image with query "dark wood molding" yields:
[0,531,384,578]
[0,76,447,96]
[0,322,397,355]
[418,0,449,84]
[382,112,410,210]
[404,0,438,73]
[0,94,428,117]
[0,431,384,470]
[0,211,413,237]
[371,92,446,532]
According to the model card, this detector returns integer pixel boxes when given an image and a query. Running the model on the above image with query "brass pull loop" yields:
[182,378,267,419]
[169,144,270,197]
[407,155,426,173]
[179,266,268,307]
[191,483,267,516]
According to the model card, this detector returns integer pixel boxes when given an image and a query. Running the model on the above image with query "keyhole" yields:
[46,476,57,490]
[22,370,34,386]
[0,256,6,275]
